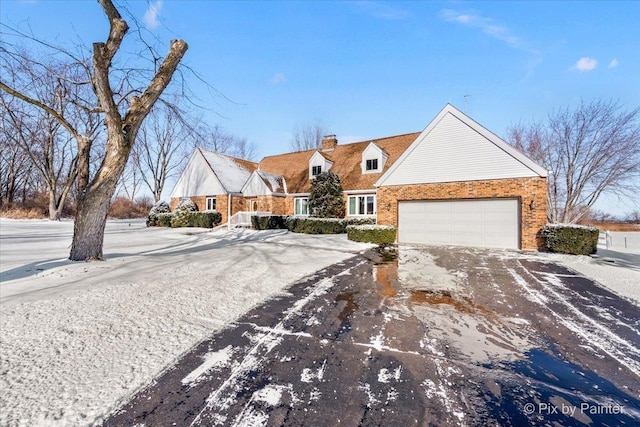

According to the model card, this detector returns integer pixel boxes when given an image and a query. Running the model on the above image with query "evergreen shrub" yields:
[191,211,222,228]
[347,225,396,245]
[251,215,375,234]
[146,200,171,226]
[171,198,198,228]
[157,213,173,227]
[541,224,599,255]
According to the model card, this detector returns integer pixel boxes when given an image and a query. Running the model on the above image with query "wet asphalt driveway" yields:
[104,246,640,426]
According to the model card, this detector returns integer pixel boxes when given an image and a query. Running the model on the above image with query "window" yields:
[206,197,216,211]
[365,159,379,171]
[348,195,376,216]
[311,165,322,176]
[294,198,309,216]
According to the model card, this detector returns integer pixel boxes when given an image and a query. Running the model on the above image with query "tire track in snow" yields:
[189,261,366,426]
[508,265,640,377]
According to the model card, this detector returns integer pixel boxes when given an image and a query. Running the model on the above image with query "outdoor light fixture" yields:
[529,200,536,210]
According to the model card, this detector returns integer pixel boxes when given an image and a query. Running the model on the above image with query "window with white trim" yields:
[348,195,376,216]
[206,197,216,211]
[365,158,379,171]
[311,165,322,176]
[294,197,309,216]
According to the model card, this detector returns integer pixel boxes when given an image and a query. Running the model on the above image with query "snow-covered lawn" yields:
[0,219,372,427]
[539,232,640,305]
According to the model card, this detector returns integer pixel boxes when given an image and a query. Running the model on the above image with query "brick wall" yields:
[377,177,547,250]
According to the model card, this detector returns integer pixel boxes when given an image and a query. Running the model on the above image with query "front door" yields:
[248,199,258,212]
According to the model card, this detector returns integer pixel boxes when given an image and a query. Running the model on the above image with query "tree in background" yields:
[130,102,197,202]
[290,120,326,152]
[508,99,640,224]
[0,0,188,260]
[308,171,345,218]
[203,124,258,160]
[0,56,101,220]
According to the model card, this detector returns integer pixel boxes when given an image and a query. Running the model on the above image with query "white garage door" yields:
[398,199,519,249]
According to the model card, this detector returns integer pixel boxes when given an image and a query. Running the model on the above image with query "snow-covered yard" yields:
[0,219,372,427]
[540,231,640,305]
[1,220,638,426]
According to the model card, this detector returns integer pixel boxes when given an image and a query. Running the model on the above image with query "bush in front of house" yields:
[190,211,222,228]
[252,215,288,230]
[541,223,599,255]
[308,172,345,218]
[347,224,397,245]
[171,198,198,228]
[146,200,171,226]
[157,213,173,227]
[250,215,376,234]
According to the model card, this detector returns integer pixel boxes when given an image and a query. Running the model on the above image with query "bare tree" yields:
[0,127,32,206]
[508,99,640,224]
[0,0,188,260]
[202,124,258,160]
[0,58,99,220]
[290,120,326,151]
[132,103,196,202]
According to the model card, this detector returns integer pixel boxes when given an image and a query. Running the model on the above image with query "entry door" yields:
[398,199,519,249]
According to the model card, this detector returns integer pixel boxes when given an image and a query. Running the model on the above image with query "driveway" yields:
[104,246,640,426]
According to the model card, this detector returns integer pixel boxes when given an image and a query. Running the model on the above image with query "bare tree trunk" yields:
[48,193,61,221]
[70,186,112,260]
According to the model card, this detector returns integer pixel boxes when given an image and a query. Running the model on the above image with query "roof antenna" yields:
[463,94,470,113]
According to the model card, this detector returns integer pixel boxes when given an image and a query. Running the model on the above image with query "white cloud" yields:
[143,0,163,30]
[269,73,287,85]
[571,57,598,72]
[440,9,520,48]
[609,58,619,68]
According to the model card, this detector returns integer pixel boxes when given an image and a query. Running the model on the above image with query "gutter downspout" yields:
[227,192,232,230]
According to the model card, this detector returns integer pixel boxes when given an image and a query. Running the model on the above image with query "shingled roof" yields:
[258,132,420,194]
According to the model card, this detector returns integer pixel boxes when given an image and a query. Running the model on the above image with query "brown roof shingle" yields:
[258,132,420,193]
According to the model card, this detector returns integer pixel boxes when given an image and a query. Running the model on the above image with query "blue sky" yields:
[2,0,639,215]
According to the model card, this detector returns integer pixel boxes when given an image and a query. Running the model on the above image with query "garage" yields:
[398,198,520,249]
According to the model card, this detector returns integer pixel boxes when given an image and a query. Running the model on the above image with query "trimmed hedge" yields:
[251,215,375,234]
[190,211,222,228]
[347,225,396,245]
[157,213,173,227]
[251,215,288,230]
[541,224,599,255]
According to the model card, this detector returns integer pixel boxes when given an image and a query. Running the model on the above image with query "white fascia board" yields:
[288,192,311,197]
[344,189,377,195]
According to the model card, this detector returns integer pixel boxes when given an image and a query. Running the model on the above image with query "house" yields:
[170,104,548,250]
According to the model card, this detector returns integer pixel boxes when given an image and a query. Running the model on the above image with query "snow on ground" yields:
[0,218,373,427]
[538,232,640,305]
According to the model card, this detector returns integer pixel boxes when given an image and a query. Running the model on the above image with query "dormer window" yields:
[309,151,334,179]
[365,159,379,171]
[361,142,388,174]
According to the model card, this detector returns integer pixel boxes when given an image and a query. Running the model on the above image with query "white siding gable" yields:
[242,172,271,197]
[376,104,547,187]
[170,150,226,198]
[361,143,388,174]
[308,151,334,179]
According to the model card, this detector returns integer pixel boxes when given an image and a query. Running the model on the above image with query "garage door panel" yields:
[398,199,519,249]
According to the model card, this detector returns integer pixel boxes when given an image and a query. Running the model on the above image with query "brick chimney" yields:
[321,134,338,152]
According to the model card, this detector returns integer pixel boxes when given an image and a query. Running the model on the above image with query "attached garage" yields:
[398,198,520,249]
[375,104,548,250]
